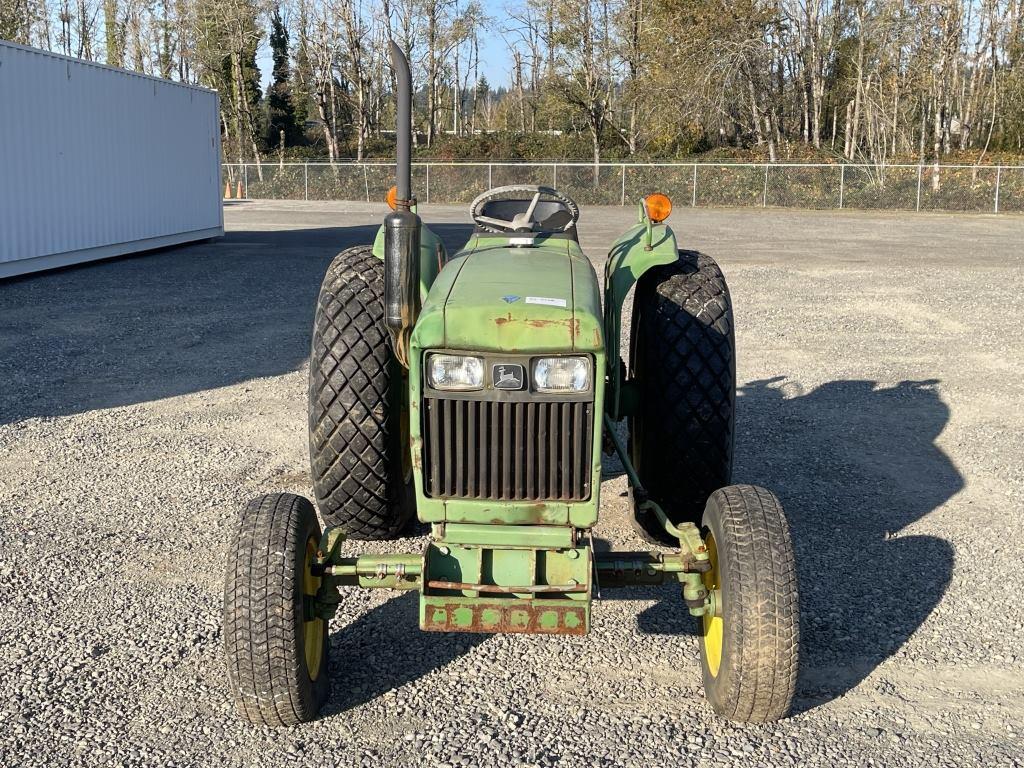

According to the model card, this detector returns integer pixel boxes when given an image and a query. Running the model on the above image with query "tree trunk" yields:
[233,47,262,181]
[426,2,437,146]
[328,72,339,159]
[747,73,776,163]
[932,94,943,191]
[103,0,121,66]
[891,85,899,157]
[231,52,245,167]
[317,98,336,162]
[846,8,866,159]
[514,50,526,133]
[843,99,853,158]
[628,99,637,155]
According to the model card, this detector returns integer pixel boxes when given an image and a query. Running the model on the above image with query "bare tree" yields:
[15,0,1024,166]
[551,1,615,176]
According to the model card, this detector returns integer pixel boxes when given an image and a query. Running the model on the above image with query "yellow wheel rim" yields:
[701,532,724,677]
[302,536,324,680]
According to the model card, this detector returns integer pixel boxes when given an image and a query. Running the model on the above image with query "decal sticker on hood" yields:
[525,296,568,308]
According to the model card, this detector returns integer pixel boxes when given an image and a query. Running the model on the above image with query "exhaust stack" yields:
[384,41,420,366]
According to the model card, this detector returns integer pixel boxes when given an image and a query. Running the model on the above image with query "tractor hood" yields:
[412,239,604,354]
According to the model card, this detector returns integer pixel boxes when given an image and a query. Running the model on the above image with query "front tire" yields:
[223,493,330,726]
[309,246,414,539]
[698,485,799,722]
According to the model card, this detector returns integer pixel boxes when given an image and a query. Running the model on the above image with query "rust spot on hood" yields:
[492,315,579,334]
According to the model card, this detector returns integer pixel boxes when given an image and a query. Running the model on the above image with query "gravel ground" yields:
[1,201,1023,767]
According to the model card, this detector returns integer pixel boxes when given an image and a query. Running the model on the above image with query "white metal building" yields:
[0,41,222,278]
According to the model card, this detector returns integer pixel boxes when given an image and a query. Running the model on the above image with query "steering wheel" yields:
[470,185,580,234]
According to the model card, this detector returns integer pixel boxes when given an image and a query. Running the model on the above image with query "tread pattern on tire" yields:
[223,493,328,726]
[631,250,735,528]
[701,485,799,723]
[308,246,411,539]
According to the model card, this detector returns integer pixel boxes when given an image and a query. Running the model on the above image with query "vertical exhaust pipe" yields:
[390,41,413,211]
[384,41,420,367]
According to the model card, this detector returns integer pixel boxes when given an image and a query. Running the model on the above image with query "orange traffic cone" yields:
[236,181,243,199]
[224,180,232,199]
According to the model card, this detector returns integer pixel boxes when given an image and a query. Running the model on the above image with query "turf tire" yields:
[629,250,735,543]
[698,485,799,722]
[223,493,330,726]
[309,246,413,539]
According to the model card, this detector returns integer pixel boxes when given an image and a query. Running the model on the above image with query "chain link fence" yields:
[222,162,1024,213]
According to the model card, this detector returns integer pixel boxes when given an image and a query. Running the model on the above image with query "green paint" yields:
[320,193,710,638]
[602,209,679,421]
[415,239,603,354]
[372,221,446,299]
[408,233,605,529]
[437,523,575,549]
[422,542,590,598]
[487,548,534,587]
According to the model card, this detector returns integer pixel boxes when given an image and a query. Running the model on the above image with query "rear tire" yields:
[309,246,414,539]
[629,250,735,543]
[223,493,330,726]
[698,485,799,722]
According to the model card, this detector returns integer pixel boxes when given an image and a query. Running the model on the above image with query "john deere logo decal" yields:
[493,363,525,390]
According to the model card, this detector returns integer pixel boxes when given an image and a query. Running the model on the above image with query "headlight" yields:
[533,356,591,393]
[427,353,484,390]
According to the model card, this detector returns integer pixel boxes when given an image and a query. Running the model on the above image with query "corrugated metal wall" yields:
[0,41,222,278]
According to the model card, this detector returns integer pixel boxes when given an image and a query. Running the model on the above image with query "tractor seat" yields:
[474,199,579,241]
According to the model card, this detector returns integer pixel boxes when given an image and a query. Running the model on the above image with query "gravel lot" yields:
[1,201,1023,767]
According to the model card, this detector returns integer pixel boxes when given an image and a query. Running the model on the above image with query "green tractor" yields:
[223,45,799,726]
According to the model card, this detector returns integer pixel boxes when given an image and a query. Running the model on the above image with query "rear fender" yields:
[603,212,678,421]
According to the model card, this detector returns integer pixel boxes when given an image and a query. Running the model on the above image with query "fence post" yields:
[488,163,492,188]
[304,162,308,201]
[839,164,845,209]
[243,164,248,199]
[762,164,769,207]
[553,163,558,189]
[692,164,697,207]
[363,164,370,202]
[994,166,1002,214]
[425,165,430,204]
[916,164,922,212]
[621,164,626,206]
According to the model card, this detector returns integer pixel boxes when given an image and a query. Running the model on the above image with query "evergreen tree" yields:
[265,4,301,147]
[290,0,313,137]
[244,45,265,151]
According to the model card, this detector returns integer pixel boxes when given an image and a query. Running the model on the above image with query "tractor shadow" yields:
[321,590,487,715]
[621,377,959,712]
[0,223,474,425]
[735,377,958,712]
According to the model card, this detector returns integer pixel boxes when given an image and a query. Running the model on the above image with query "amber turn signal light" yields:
[644,192,672,223]
[386,185,398,210]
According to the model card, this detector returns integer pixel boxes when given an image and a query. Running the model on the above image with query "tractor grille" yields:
[423,398,594,501]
